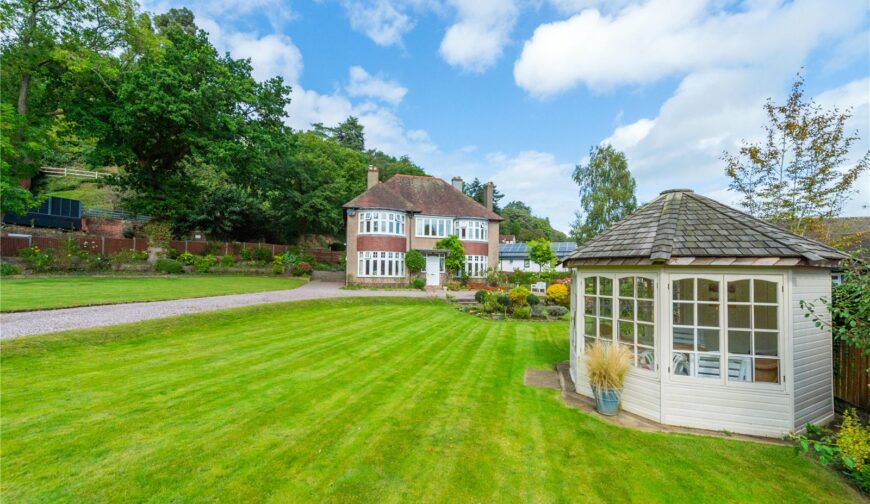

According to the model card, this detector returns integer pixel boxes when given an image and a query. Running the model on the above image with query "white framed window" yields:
[358,211,405,236]
[583,275,614,348]
[456,220,488,241]
[357,251,406,278]
[464,255,487,277]
[415,216,453,238]
[670,274,783,385]
[617,276,656,371]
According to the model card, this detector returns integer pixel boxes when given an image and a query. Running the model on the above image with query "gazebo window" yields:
[617,276,656,370]
[672,278,721,379]
[726,279,780,383]
[583,276,613,348]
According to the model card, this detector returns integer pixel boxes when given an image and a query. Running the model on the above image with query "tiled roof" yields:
[500,242,577,259]
[343,175,503,221]
[562,189,848,267]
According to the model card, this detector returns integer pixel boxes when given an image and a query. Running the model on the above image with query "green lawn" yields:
[0,298,856,502]
[0,276,306,312]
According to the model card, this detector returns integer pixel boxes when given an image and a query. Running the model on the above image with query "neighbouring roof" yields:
[343,174,503,221]
[561,189,848,268]
[500,242,577,259]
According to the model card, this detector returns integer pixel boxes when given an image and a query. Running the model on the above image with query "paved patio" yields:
[0,281,443,339]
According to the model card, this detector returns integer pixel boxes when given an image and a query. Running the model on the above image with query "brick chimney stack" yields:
[484,181,494,211]
[451,176,463,192]
[367,165,379,189]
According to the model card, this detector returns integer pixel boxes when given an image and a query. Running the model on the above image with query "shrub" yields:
[460,271,470,287]
[239,248,253,261]
[546,283,570,307]
[166,247,181,259]
[220,255,235,267]
[446,280,462,291]
[508,269,538,286]
[292,262,313,276]
[193,255,216,273]
[178,252,197,265]
[547,305,569,318]
[475,290,489,303]
[496,294,510,310]
[508,286,531,307]
[155,258,183,274]
[1,263,22,276]
[792,409,870,493]
[485,267,507,287]
[527,293,541,305]
[204,240,222,256]
[838,410,870,472]
[512,306,531,319]
[18,246,52,272]
[143,221,172,249]
[271,256,284,275]
[584,341,632,391]
[251,246,273,263]
[411,277,426,289]
[483,300,499,313]
[281,251,300,266]
[531,306,545,319]
[405,250,425,274]
[109,250,149,270]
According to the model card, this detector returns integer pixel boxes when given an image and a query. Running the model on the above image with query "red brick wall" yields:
[357,235,406,252]
[462,241,488,256]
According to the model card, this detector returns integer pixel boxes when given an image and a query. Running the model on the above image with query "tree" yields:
[463,177,504,212]
[571,144,637,244]
[802,254,869,357]
[405,250,425,274]
[528,238,556,270]
[434,235,464,276]
[312,116,365,152]
[723,73,869,235]
[500,200,568,242]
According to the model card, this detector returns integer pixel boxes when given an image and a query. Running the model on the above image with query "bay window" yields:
[464,255,487,277]
[583,275,614,349]
[358,211,405,236]
[415,216,452,238]
[358,251,405,278]
[456,220,488,241]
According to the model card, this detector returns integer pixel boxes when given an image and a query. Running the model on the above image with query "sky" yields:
[144,0,870,233]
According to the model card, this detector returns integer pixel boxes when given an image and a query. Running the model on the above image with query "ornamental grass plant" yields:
[584,341,632,391]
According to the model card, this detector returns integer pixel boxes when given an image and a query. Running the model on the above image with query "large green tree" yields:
[571,144,637,244]
[723,73,869,236]
[462,177,504,212]
[312,116,365,152]
[500,201,568,242]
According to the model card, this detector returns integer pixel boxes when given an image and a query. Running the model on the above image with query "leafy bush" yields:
[508,286,531,307]
[531,306,545,319]
[446,280,462,291]
[483,299,499,313]
[1,263,22,276]
[411,277,426,289]
[18,246,52,272]
[155,258,183,274]
[405,250,425,274]
[239,248,253,261]
[527,293,540,305]
[220,255,235,267]
[251,246,273,263]
[178,252,197,265]
[496,294,510,310]
[485,267,507,287]
[292,262,313,276]
[792,409,870,493]
[546,284,570,307]
[204,241,222,256]
[508,269,538,286]
[271,256,284,275]
[109,250,149,270]
[546,305,569,318]
[512,306,531,319]
[143,221,172,249]
[281,251,300,266]
[802,254,868,355]
[166,247,181,260]
[475,290,489,303]
[193,255,216,273]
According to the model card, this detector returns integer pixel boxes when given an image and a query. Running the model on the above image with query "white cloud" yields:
[602,118,654,151]
[346,66,408,106]
[515,0,868,96]
[439,0,518,72]
[342,0,415,46]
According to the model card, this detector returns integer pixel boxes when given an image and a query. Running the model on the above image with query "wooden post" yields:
[184,240,188,253]
[101,236,105,255]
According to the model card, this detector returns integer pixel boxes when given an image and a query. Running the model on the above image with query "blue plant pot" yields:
[592,385,620,416]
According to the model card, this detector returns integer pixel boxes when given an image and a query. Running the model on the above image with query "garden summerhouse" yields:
[562,189,847,437]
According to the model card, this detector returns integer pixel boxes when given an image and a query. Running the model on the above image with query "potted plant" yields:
[584,341,632,416]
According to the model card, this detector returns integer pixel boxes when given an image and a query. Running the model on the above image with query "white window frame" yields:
[357,251,406,278]
[456,219,488,242]
[464,255,487,278]
[668,273,785,390]
[669,274,724,382]
[724,275,782,386]
[358,210,405,237]
[415,216,453,238]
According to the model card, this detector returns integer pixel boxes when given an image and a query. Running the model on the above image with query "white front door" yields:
[425,255,440,286]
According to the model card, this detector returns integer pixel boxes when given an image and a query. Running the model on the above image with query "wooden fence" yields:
[834,341,869,409]
[0,235,342,264]
[39,166,107,179]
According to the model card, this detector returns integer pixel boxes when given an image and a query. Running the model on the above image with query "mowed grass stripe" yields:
[0,298,859,503]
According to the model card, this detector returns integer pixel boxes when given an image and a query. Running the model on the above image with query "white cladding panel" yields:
[791,268,835,430]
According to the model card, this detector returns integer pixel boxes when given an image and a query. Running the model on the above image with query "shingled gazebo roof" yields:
[562,189,848,268]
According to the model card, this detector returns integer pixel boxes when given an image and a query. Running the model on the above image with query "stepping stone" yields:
[524,369,560,389]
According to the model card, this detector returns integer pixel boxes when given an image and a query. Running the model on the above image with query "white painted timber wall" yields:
[499,259,569,273]
[791,268,835,431]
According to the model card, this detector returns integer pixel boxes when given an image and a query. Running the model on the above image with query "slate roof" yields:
[343,175,503,221]
[500,242,578,259]
[562,189,848,267]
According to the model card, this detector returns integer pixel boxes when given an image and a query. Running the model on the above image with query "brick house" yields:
[343,166,502,286]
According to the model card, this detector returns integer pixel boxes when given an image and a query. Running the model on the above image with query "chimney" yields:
[367,165,379,189]
[451,176,463,192]
[484,181,494,211]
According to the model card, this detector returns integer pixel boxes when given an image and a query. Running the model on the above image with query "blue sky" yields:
[146,0,870,232]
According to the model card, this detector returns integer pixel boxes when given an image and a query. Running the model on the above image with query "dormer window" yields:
[358,211,405,236]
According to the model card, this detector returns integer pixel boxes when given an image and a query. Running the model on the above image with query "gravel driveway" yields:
[0,281,444,339]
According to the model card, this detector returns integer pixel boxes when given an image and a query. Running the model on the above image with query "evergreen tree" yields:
[571,144,637,244]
